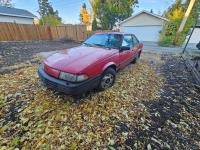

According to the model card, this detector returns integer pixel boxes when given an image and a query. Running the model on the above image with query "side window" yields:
[132,35,139,47]
[108,34,122,49]
[122,35,134,48]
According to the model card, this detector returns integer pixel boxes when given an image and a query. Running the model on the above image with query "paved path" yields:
[143,41,182,54]
[143,41,200,55]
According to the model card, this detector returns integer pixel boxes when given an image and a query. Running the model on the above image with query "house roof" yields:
[0,5,36,19]
[120,10,169,25]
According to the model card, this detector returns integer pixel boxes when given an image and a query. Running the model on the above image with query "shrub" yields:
[159,19,181,46]
[40,15,62,26]
[92,18,98,31]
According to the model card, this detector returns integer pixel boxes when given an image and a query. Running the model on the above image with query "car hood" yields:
[44,46,116,74]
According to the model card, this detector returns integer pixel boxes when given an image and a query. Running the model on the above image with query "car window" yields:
[84,34,109,47]
[107,34,122,49]
[132,35,139,46]
[83,34,122,49]
[122,35,134,48]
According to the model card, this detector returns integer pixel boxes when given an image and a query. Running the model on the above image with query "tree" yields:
[38,0,62,25]
[80,3,90,25]
[165,0,184,20]
[93,0,138,30]
[159,0,200,46]
[38,0,52,17]
[92,18,98,31]
[0,0,12,7]
[40,15,62,26]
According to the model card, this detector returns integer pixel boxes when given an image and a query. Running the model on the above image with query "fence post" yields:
[48,26,53,40]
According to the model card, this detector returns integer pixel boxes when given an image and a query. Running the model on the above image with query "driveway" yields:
[0,40,79,74]
[143,41,182,54]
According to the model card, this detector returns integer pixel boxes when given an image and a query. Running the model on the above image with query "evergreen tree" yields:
[0,0,12,7]
[38,0,54,17]
[38,0,62,25]
[92,18,98,31]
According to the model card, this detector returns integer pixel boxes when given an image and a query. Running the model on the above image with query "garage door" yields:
[120,26,163,42]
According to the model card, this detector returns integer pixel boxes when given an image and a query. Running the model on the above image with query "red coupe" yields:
[38,32,143,95]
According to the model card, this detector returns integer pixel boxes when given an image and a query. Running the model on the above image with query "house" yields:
[119,10,168,42]
[0,6,36,24]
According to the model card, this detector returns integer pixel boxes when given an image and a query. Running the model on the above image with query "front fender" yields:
[102,62,117,72]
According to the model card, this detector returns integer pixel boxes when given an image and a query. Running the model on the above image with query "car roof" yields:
[95,32,131,35]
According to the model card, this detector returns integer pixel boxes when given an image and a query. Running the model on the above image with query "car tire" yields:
[98,68,116,91]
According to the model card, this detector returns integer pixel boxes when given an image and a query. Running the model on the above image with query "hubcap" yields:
[101,73,114,89]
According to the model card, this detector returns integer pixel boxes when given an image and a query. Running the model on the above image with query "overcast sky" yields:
[13,0,176,24]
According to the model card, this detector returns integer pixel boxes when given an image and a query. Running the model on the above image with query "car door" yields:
[119,35,133,69]
[130,35,140,58]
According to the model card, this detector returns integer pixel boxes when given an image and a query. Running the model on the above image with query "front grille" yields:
[44,78,57,89]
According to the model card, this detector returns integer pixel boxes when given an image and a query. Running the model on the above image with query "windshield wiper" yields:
[83,43,109,48]
[83,43,93,47]
[93,43,106,48]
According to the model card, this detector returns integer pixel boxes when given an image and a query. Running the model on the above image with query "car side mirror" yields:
[120,46,130,52]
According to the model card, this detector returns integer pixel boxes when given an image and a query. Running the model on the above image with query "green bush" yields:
[159,19,181,46]
[92,18,98,31]
[158,34,173,47]
[40,15,62,26]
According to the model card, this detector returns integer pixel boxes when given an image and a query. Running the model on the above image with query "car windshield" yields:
[83,34,122,49]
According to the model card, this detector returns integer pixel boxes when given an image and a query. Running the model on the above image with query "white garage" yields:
[120,11,168,42]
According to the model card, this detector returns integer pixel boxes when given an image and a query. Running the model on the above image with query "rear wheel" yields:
[98,68,116,91]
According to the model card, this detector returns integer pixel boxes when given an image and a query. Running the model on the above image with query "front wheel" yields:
[98,68,116,91]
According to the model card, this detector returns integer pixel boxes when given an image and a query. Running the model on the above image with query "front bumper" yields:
[38,66,101,95]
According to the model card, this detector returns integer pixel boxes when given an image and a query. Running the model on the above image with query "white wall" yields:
[120,13,166,26]
[121,26,163,42]
[0,15,34,24]
[120,13,167,42]
[189,28,200,44]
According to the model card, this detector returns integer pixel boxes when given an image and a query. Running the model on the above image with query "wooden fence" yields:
[85,30,120,40]
[0,23,87,42]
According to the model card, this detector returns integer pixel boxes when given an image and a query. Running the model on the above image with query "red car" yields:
[38,32,143,95]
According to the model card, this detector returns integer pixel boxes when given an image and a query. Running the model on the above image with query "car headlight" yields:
[59,72,88,82]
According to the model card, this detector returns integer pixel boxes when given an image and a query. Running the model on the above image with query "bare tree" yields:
[0,0,12,7]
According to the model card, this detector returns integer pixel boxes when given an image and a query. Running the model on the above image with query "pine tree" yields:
[0,0,12,7]
[38,0,52,17]
[92,18,98,31]
[38,0,62,25]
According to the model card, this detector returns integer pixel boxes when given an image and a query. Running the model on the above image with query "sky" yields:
[13,0,176,24]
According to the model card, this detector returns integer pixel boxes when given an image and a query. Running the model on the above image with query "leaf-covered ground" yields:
[0,40,79,74]
[0,52,200,149]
